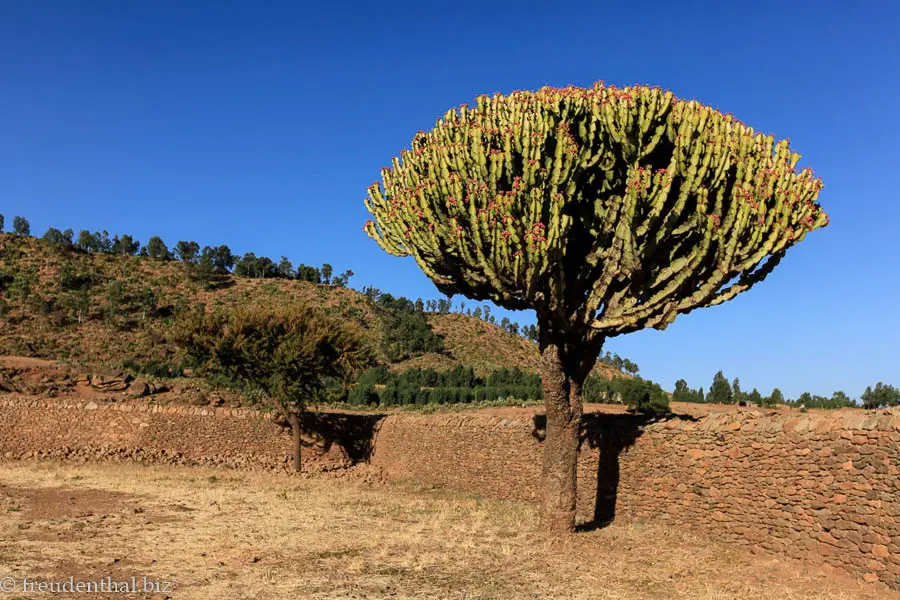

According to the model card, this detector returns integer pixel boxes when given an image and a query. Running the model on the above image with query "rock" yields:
[85,401,99,410]
[127,378,151,397]
[90,371,130,392]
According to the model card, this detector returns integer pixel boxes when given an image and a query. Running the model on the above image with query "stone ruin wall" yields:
[1,395,898,587]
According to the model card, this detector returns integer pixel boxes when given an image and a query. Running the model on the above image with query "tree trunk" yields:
[539,330,602,534]
[289,413,302,473]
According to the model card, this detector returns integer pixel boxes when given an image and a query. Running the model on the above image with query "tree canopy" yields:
[364,83,828,340]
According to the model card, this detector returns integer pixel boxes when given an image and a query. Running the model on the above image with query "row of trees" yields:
[347,365,668,414]
[2,215,356,289]
[673,371,899,409]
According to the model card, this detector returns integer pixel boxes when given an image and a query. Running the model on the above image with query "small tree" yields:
[321,264,333,284]
[171,303,374,471]
[208,245,236,271]
[748,388,763,406]
[332,269,354,287]
[0,214,4,232]
[673,379,691,403]
[147,236,169,260]
[861,383,900,409]
[175,241,200,263]
[113,234,140,255]
[12,216,30,236]
[769,388,785,406]
[296,264,321,283]
[277,256,295,278]
[732,377,747,404]
[76,230,99,252]
[830,390,853,408]
[42,227,71,246]
[622,358,640,376]
[708,371,733,404]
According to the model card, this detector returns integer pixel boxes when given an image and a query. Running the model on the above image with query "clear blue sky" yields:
[1,1,897,400]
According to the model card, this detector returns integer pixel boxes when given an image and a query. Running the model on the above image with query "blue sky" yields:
[1,1,897,399]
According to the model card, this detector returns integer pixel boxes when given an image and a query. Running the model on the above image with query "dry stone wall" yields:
[1,394,898,587]
[370,409,900,587]
[0,395,354,471]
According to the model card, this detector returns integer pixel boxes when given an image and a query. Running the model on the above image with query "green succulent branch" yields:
[364,82,827,337]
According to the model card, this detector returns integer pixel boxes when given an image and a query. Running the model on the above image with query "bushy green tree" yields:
[112,234,140,255]
[673,379,692,402]
[830,390,853,408]
[175,240,200,263]
[768,388,785,406]
[235,253,278,278]
[278,256,294,278]
[748,388,763,406]
[0,214,4,232]
[332,269,354,287]
[295,263,321,283]
[207,245,236,271]
[12,216,30,236]
[708,371,733,404]
[321,264,333,284]
[147,236,170,260]
[76,230,101,252]
[861,383,900,409]
[42,227,73,247]
[172,303,374,470]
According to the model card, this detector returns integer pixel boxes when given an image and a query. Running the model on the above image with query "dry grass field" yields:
[0,461,895,600]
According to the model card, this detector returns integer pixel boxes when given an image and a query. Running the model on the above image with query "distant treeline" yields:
[347,365,668,414]
[673,370,899,410]
[1,214,641,369]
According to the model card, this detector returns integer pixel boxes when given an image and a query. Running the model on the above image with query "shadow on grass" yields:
[532,411,698,531]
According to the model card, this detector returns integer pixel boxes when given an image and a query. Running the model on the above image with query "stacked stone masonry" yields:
[1,395,898,588]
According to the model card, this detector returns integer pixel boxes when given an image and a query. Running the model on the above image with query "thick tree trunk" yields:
[540,342,586,534]
[289,413,302,473]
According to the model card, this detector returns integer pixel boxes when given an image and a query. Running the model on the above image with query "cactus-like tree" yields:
[363,82,828,533]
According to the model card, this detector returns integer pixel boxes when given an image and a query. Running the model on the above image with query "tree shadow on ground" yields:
[298,411,388,463]
[532,410,698,531]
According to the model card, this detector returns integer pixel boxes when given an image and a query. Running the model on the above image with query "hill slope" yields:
[0,233,622,380]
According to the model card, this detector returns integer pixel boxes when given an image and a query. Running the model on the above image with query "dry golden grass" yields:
[0,461,894,600]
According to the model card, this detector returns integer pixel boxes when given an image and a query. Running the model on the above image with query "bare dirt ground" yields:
[0,462,895,600]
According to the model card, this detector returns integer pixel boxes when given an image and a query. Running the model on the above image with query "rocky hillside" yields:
[0,233,622,380]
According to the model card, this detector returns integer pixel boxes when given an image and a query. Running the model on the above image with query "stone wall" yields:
[1,394,898,587]
[369,409,900,587]
[0,395,374,471]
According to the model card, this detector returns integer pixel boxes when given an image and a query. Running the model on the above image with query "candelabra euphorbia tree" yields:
[363,82,828,534]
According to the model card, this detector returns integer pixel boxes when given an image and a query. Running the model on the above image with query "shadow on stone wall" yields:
[298,411,387,463]
[531,411,698,531]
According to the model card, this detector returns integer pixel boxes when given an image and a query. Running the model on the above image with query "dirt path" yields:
[0,461,894,600]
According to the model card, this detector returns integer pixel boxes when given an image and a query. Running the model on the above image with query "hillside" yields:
[0,233,623,380]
